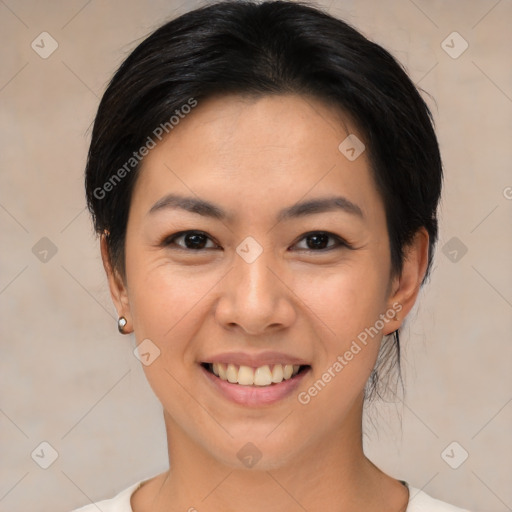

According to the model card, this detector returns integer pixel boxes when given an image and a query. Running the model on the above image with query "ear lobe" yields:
[100,233,131,328]
[384,228,430,335]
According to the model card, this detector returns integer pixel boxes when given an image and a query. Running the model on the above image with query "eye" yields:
[163,230,219,250]
[293,231,349,251]
[161,230,350,252]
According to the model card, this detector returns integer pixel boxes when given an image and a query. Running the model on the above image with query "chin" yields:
[203,428,309,471]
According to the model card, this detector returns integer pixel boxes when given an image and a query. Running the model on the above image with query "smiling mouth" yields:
[201,362,310,387]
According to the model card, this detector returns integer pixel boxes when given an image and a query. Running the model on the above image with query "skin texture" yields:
[101,94,429,512]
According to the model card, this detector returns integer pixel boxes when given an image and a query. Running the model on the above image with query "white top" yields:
[70,477,471,512]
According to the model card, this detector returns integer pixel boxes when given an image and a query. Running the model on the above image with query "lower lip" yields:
[200,365,310,406]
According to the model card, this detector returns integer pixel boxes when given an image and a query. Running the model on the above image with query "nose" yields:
[215,248,296,336]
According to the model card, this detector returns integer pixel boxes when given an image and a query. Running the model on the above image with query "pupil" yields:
[307,233,329,249]
[186,233,207,249]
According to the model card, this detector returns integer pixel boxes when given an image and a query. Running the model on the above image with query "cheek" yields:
[292,268,386,427]
[125,262,218,408]
[290,258,390,401]
[292,258,390,341]
[124,249,219,359]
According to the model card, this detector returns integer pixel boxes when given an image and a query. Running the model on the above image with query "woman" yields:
[74,1,470,510]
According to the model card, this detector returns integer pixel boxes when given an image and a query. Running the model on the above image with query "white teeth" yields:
[226,363,238,383]
[209,362,302,386]
[271,364,284,383]
[237,365,254,385]
[254,365,273,386]
[217,363,227,380]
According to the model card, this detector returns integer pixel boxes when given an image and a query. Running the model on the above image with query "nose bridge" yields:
[236,248,277,306]
[236,242,278,308]
[216,242,295,334]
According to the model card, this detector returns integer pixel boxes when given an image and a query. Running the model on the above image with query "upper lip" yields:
[201,351,310,367]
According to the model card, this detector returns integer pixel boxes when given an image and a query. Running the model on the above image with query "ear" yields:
[100,233,132,333]
[383,227,430,335]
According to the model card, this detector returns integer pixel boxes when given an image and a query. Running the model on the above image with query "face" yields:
[104,94,425,470]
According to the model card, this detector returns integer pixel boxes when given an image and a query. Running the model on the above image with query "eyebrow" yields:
[148,193,364,221]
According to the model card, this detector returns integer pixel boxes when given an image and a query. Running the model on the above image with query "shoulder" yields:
[407,486,472,512]
[68,479,144,512]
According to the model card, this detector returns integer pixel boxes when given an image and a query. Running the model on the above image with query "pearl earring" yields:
[118,316,127,334]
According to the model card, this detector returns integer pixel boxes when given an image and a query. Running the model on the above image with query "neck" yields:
[138,397,408,512]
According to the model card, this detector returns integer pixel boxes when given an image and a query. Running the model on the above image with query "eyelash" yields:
[161,230,352,253]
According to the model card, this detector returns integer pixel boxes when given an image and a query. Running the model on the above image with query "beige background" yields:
[1,1,511,511]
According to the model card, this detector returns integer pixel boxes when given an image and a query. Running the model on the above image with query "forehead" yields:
[130,94,384,224]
